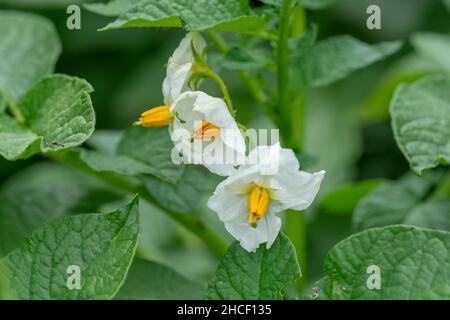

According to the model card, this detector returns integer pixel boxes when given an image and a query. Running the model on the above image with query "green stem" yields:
[7,102,25,124]
[276,0,308,294]
[47,151,228,258]
[206,70,235,115]
[434,170,450,197]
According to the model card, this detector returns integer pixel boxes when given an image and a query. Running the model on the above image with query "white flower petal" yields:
[162,62,192,105]
[171,32,206,65]
[270,169,325,211]
[207,181,247,222]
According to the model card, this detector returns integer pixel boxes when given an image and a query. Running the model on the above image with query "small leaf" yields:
[115,258,204,300]
[205,233,300,300]
[98,0,266,35]
[390,74,450,174]
[320,225,450,299]
[0,11,61,105]
[353,172,445,232]
[0,196,140,300]
[320,179,383,216]
[291,36,402,89]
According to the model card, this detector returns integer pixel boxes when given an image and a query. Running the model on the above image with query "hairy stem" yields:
[206,70,235,115]
[47,151,228,258]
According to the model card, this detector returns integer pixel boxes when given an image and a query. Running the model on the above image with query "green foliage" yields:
[205,233,300,300]
[0,75,95,161]
[353,172,444,231]
[411,33,450,72]
[93,0,267,35]
[0,197,140,300]
[390,74,450,174]
[0,11,61,106]
[115,258,204,299]
[314,226,450,299]
[320,179,383,216]
[80,127,183,183]
[291,36,402,89]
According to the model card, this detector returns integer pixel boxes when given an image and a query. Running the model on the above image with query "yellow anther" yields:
[194,121,221,140]
[248,186,270,226]
[137,105,174,127]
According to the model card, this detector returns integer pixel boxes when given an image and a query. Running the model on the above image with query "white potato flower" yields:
[207,143,325,252]
[170,91,246,176]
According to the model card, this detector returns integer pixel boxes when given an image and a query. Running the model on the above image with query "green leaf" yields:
[291,36,402,89]
[411,33,450,72]
[0,163,89,257]
[404,198,450,231]
[205,233,300,300]
[0,197,140,300]
[0,11,61,106]
[444,0,450,13]
[299,0,337,10]
[84,0,142,16]
[353,172,446,232]
[80,127,183,183]
[320,225,450,299]
[115,258,204,299]
[220,47,271,71]
[141,166,209,214]
[98,0,267,35]
[390,74,450,174]
[0,75,96,161]
[0,113,41,160]
[320,179,383,216]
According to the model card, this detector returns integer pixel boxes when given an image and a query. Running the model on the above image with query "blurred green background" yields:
[0,0,449,286]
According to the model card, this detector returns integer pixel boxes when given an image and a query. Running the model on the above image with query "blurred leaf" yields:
[0,164,87,257]
[319,226,450,299]
[299,0,337,10]
[390,74,450,174]
[0,197,140,300]
[80,127,183,183]
[0,11,60,105]
[445,0,450,13]
[84,0,141,16]
[205,233,300,299]
[320,179,383,216]
[0,0,95,7]
[404,198,450,231]
[86,130,122,154]
[219,47,271,71]
[353,172,442,232]
[98,0,267,35]
[363,54,442,121]
[115,258,203,299]
[291,36,402,89]
[141,166,210,214]
[411,32,450,72]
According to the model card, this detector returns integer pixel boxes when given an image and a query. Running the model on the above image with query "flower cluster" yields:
[136,32,325,252]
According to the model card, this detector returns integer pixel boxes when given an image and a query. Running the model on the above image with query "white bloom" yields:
[162,32,206,105]
[207,143,325,252]
[170,91,246,176]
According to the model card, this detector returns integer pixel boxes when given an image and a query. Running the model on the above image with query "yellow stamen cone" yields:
[137,105,174,127]
[248,186,270,226]
[194,121,220,140]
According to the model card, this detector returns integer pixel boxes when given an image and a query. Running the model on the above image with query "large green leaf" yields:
[80,127,183,183]
[390,74,450,174]
[98,0,266,35]
[316,226,450,299]
[0,11,61,106]
[404,198,450,231]
[115,258,203,299]
[0,75,96,161]
[0,197,140,300]
[411,33,450,72]
[291,36,402,89]
[205,233,300,300]
[299,0,337,10]
[353,172,444,231]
